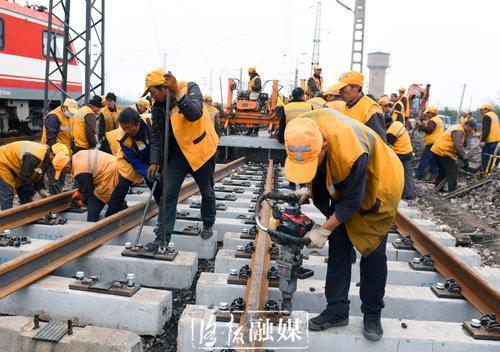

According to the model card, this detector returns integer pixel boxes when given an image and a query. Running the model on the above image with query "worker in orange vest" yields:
[306,64,323,98]
[479,104,500,171]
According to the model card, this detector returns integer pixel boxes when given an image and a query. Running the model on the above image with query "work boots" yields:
[201,224,213,239]
[308,310,348,331]
[363,314,383,341]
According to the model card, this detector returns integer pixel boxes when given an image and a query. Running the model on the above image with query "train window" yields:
[0,18,4,50]
[42,31,66,59]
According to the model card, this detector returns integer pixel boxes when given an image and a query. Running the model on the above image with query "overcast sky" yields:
[43,0,500,110]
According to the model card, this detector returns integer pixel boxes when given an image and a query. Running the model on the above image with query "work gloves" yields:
[147,164,160,182]
[164,72,181,98]
[305,224,331,249]
[294,187,311,205]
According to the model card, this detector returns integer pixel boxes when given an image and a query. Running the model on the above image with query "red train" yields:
[0,0,82,137]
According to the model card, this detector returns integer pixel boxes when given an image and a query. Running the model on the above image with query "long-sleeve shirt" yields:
[150,82,204,165]
[19,154,45,196]
[120,120,150,179]
[43,114,60,146]
[420,119,436,134]
[98,106,119,141]
[84,112,97,149]
[74,173,93,203]
[481,115,492,142]
[311,154,368,223]
[452,130,466,159]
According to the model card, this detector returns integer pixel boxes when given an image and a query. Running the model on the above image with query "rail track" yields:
[0,157,246,299]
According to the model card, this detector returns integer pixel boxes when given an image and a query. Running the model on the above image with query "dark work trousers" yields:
[86,193,106,222]
[0,179,33,210]
[105,176,162,217]
[46,164,66,195]
[325,224,388,317]
[433,153,458,192]
[416,145,438,179]
[398,153,416,200]
[481,142,498,171]
[158,153,216,237]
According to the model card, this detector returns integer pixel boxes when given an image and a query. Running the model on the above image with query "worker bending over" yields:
[41,98,79,194]
[330,70,387,141]
[98,93,122,142]
[0,142,68,210]
[416,106,444,180]
[283,88,313,125]
[285,110,403,341]
[479,104,499,172]
[143,69,219,251]
[385,116,416,200]
[71,95,103,153]
[52,149,119,221]
[431,120,476,192]
[306,65,323,98]
[105,108,162,217]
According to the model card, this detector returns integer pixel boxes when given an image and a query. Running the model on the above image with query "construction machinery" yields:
[220,78,282,135]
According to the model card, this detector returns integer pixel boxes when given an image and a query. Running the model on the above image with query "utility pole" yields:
[311,2,321,73]
[350,0,366,72]
[457,83,466,120]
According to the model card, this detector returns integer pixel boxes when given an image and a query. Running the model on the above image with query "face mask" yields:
[64,109,72,118]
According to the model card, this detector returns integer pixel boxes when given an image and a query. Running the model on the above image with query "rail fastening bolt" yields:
[126,273,135,287]
[124,242,132,249]
[75,271,84,280]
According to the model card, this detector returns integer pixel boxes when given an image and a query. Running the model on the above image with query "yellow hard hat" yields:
[424,106,438,114]
[284,118,323,184]
[480,103,492,110]
[52,152,71,180]
[203,94,212,103]
[378,97,391,107]
[248,67,256,74]
[330,70,364,92]
[62,98,79,115]
[325,85,340,96]
[51,143,69,156]
[136,98,151,111]
[142,68,166,97]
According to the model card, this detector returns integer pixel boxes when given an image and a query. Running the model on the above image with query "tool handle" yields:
[134,180,157,245]
[268,230,311,245]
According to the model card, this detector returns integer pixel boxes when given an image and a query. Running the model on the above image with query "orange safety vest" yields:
[306,75,323,97]
[170,82,219,171]
[431,124,465,160]
[482,111,500,143]
[300,109,404,256]
[387,121,413,155]
[41,106,72,152]
[71,150,119,203]
[105,128,122,156]
[341,95,382,125]
[423,115,444,146]
[0,141,48,190]
[307,97,326,110]
[114,128,144,184]
[248,75,261,92]
[325,100,346,111]
[100,105,123,134]
[71,105,95,149]
[284,101,313,125]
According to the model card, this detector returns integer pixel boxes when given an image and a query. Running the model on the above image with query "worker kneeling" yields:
[52,149,119,222]
[0,142,69,210]
[284,110,404,341]
[105,108,162,217]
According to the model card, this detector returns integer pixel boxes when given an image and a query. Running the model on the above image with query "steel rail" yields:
[395,211,499,316]
[0,157,246,299]
[0,190,77,232]
[237,160,274,350]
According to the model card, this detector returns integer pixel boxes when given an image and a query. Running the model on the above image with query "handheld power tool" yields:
[255,191,315,314]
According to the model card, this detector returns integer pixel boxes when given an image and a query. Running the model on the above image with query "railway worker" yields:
[307,94,326,110]
[398,87,406,98]
[306,64,323,98]
[247,67,262,93]
[203,94,222,137]
[330,70,387,141]
[324,87,346,112]
[284,110,403,341]
[52,149,119,222]
[390,93,399,103]
[431,120,476,192]
[98,93,123,142]
[385,115,416,200]
[391,97,406,125]
[378,97,394,121]
[479,104,500,172]
[105,108,162,218]
[141,69,219,251]
[415,106,444,180]
[458,110,473,149]
[71,95,103,153]
[0,141,69,210]
[283,88,313,126]
[40,98,79,194]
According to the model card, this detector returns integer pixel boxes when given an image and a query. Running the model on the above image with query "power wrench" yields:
[255,192,314,314]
